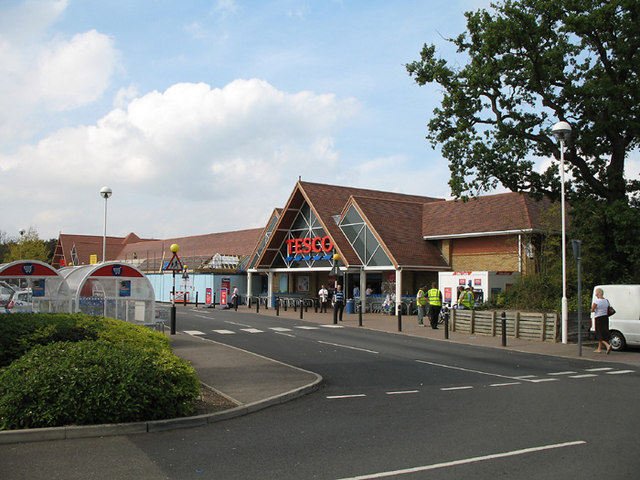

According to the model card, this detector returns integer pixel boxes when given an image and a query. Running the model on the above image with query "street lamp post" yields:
[552,121,572,344]
[19,229,25,259]
[99,186,112,263]
[170,243,180,335]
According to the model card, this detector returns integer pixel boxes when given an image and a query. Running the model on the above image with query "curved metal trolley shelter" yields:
[59,262,155,323]
[0,260,72,313]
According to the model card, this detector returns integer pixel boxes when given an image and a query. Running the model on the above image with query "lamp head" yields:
[551,121,572,142]
[100,186,113,199]
[170,243,180,253]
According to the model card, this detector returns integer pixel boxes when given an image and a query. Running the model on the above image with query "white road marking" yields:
[528,378,559,383]
[318,340,379,354]
[489,382,521,387]
[585,367,613,372]
[321,324,345,328]
[385,390,419,395]
[295,326,320,330]
[212,329,235,335]
[240,328,263,334]
[225,320,253,327]
[417,360,534,383]
[606,370,635,375]
[327,394,367,399]
[269,327,293,332]
[183,330,205,335]
[441,386,473,391]
[569,374,598,379]
[548,371,577,376]
[336,440,586,479]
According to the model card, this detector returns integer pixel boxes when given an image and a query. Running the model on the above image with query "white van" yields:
[591,285,640,351]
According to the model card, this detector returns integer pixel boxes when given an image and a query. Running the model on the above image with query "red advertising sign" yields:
[286,236,333,255]
[205,288,212,305]
[220,288,227,306]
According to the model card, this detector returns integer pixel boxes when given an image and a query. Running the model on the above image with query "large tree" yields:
[407,0,640,283]
[406,0,638,203]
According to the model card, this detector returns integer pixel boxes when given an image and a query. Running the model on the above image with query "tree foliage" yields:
[407,0,640,284]
[407,0,638,203]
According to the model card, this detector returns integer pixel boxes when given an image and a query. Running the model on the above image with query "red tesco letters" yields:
[286,236,333,255]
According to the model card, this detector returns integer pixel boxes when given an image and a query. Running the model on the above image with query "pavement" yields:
[1,305,638,445]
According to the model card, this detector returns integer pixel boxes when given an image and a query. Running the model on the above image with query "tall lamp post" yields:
[552,121,572,344]
[99,186,112,263]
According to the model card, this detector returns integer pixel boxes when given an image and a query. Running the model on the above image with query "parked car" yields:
[6,289,34,313]
[0,281,18,309]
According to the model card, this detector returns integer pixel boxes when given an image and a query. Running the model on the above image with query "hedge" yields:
[0,314,200,430]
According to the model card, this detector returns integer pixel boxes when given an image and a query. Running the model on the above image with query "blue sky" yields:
[3,0,634,242]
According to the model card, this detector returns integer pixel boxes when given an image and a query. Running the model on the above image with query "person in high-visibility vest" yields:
[416,285,428,326]
[427,282,442,329]
[457,286,475,309]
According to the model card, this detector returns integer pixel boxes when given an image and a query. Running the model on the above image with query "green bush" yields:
[0,339,200,429]
[0,313,200,430]
[0,314,169,367]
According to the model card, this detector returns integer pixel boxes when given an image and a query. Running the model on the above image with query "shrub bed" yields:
[0,314,200,430]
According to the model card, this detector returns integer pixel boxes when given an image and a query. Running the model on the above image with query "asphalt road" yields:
[2,308,639,479]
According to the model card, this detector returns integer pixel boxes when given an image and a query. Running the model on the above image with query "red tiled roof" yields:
[353,196,448,269]
[422,192,560,238]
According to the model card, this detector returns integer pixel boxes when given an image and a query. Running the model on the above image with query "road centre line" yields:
[416,360,535,383]
[569,374,598,379]
[606,370,635,375]
[385,390,419,395]
[585,367,613,372]
[318,340,379,354]
[489,382,521,387]
[441,386,473,391]
[548,371,577,375]
[327,394,367,399]
[335,440,586,479]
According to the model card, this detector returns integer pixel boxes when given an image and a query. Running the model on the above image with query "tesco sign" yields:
[286,236,333,255]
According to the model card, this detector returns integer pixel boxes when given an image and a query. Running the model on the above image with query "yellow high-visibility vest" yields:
[427,288,442,306]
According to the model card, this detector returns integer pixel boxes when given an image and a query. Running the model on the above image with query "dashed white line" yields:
[318,340,379,354]
[385,390,419,395]
[335,440,586,479]
[548,371,577,376]
[606,370,635,375]
[321,324,345,328]
[569,374,598,379]
[240,328,263,334]
[184,330,205,335]
[489,382,521,387]
[585,367,613,372]
[441,386,473,391]
[269,327,293,332]
[212,329,235,335]
[528,378,559,383]
[295,326,320,330]
[327,394,367,400]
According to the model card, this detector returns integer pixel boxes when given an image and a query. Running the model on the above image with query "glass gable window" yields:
[339,205,392,267]
[271,202,334,269]
[248,214,278,269]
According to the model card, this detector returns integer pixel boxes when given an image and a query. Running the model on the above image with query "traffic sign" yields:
[165,253,183,271]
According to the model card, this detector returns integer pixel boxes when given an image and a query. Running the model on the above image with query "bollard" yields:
[501,311,507,346]
[294,301,297,312]
[359,307,362,327]
[195,291,199,308]
[256,298,260,313]
[276,297,280,316]
[398,308,402,332]
[248,296,251,308]
[170,304,176,335]
[444,315,449,339]
[183,294,187,307]
[300,300,304,319]
[284,300,287,311]
[213,292,216,309]
[333,305,338,325]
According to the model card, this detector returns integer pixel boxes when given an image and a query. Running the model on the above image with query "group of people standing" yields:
[416,283,443,329]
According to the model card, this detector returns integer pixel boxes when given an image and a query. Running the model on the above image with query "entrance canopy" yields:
[59,262,155,324]
[0,260,71,313]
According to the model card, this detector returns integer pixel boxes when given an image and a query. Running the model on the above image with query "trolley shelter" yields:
[0,260,72,313]
[59,262,155,323]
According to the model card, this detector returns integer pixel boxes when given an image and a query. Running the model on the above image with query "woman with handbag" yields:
[590,287,612,354]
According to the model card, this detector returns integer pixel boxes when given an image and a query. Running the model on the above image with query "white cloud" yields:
[0,79,360,238]
[0,1,118,144]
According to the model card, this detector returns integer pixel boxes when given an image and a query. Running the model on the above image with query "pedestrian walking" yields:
[333,284,344,322]
[318,284,329,313]
[591,287,612,354]
[416,285,427,326]
[427,282,442,329]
